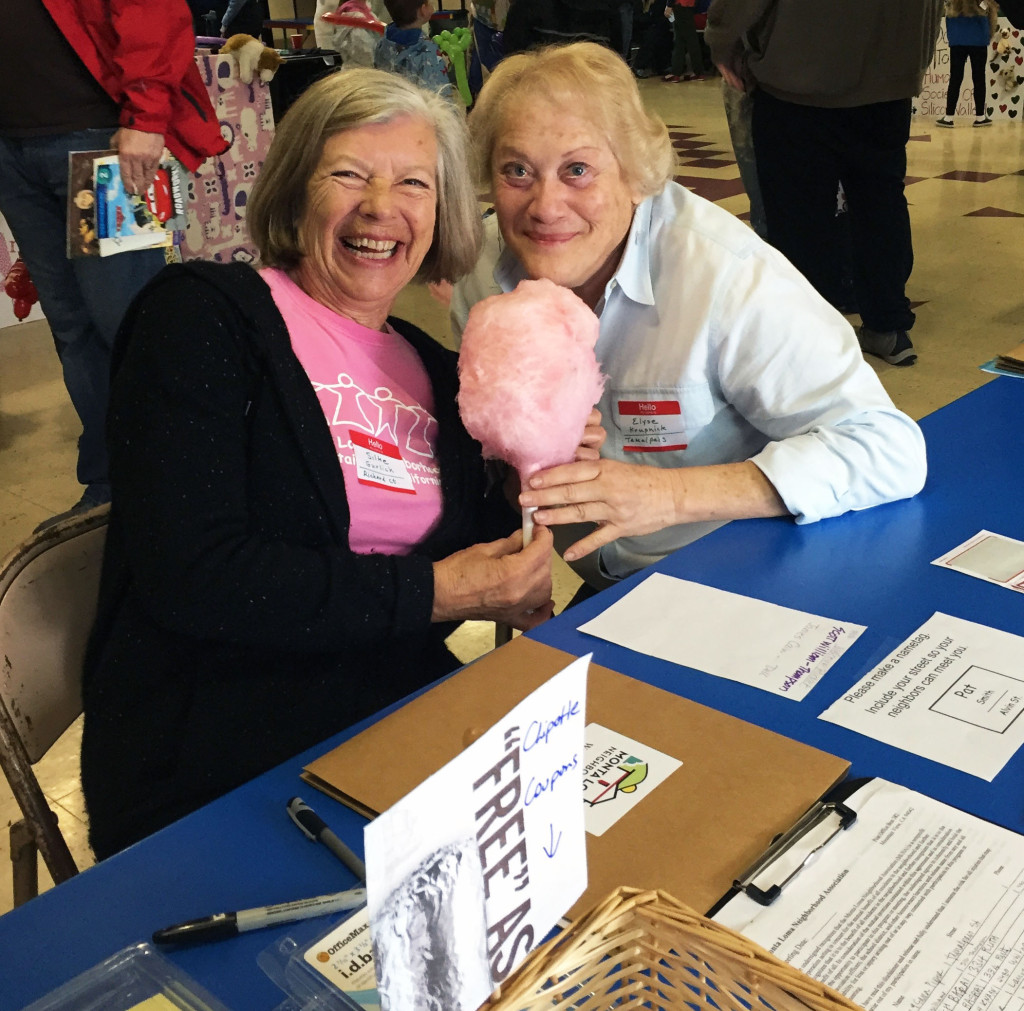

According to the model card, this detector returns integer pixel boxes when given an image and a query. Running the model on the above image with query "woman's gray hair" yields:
[248,68,482,283]
[469,42,675,199]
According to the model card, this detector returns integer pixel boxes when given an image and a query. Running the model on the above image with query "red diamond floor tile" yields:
[935,169,1004,182]
[680,157,737,169]
[963,206,1024,217]
[674,175,748,201]
[672,139,716,150]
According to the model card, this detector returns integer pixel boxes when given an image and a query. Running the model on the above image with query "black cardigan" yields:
[81,262,515,859]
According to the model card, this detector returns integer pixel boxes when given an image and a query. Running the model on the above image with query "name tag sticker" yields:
[616,399,687,452]
[350,430,416,494]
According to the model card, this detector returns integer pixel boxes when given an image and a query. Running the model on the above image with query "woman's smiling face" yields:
[491,98,640,310]
[294,115,438,329]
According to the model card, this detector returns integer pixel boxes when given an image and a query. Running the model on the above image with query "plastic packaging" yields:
[258,905,378,1011]
[19,942,233,1011]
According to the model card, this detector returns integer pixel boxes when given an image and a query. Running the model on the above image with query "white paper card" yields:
[364,655,589,1011]
[819,612,1024,780]
[578,573,865,700]
[582,723,682,837]
[932,529,1024,593]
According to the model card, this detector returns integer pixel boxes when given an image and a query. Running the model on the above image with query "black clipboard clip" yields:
[733,799,857,906]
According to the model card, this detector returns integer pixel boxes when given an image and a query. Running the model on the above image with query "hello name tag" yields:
[350,430,416,493]
[616,399,687,452]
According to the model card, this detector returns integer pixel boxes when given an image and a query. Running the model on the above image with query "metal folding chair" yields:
[0,505,108,906]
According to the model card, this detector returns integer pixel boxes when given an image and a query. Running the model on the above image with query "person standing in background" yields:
[706,0,943,368]
[937,0,999,127]
[663,0,705,81]
[0,0,226,528]
[469,0,508,96]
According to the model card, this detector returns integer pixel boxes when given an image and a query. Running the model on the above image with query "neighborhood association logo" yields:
[582,746,649,807]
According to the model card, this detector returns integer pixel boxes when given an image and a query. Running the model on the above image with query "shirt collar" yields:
[613,196,656,307]
[490,196,657,307]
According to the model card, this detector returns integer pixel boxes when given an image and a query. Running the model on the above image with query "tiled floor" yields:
[1,79,1021,917]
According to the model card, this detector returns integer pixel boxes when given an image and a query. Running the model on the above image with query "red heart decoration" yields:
[1017,56,1024,65]
[1000,103,1008,112]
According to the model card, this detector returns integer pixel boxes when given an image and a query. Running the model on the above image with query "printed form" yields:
[716,779,1024,1011]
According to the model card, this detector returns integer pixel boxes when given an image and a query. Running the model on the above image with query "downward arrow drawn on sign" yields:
[542,824,562,858]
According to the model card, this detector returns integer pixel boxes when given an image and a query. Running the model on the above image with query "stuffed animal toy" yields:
[221,33,283,84]
[1000,64,1023,90]
[996,26,1013,56]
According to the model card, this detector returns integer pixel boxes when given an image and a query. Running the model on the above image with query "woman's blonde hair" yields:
[247,68,482,283]
[468,42,675,198]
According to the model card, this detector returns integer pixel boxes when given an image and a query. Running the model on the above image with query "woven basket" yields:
[482,887,864,1011]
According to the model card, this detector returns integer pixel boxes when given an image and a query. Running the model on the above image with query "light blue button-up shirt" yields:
[452,183,926,582]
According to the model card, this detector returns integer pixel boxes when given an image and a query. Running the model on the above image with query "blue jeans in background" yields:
[0,128,167,501]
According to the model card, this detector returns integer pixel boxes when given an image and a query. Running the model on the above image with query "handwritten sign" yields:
[364,655,589,1011]
[578,573,864,701]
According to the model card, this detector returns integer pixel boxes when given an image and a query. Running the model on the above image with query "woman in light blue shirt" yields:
[452,42,927,587]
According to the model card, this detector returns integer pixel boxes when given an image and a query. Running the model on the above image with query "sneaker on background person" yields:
[936,115,954,127]
[857,326,917,367]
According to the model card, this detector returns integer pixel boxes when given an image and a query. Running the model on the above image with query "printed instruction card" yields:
[364,655,589,1011]
[578,572,865,700]
[820,612,1024,780]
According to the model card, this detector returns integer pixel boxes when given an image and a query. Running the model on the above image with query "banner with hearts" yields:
[913,17,1023,120]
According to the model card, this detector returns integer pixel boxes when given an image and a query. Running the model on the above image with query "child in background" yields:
[374,0,454,100]
[938,0,999,126]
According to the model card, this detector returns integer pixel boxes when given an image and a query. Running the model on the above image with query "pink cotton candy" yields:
[458,278,605,481]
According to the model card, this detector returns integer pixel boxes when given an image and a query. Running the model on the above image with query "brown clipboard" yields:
[996,340,1024,374]
[302,636,850,918]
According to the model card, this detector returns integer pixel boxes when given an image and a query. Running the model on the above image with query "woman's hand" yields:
[432,526,555,630]
[521,459,681,561]
[575,408,606,462]
[519,459,789,562]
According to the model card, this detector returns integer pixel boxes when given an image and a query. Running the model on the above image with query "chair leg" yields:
[10,819,39,908]
[0,701,79,896]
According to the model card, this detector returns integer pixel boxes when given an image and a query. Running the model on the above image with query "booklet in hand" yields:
[67,149,187,258]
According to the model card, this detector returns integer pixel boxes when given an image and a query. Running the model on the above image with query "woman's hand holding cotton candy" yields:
[575,408,606,462]
[521,459,682,561]
[431,526,555,630]
[521,459,787,562]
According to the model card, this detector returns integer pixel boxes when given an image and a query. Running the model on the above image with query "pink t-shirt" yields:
[261,268,443,555]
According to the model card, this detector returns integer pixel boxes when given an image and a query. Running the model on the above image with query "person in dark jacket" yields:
[707,0,944,367]
[81,69,558,860]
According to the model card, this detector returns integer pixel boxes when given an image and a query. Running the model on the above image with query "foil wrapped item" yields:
[374,840,490,1011]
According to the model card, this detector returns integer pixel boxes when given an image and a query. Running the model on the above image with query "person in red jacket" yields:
[0,0,227,528]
